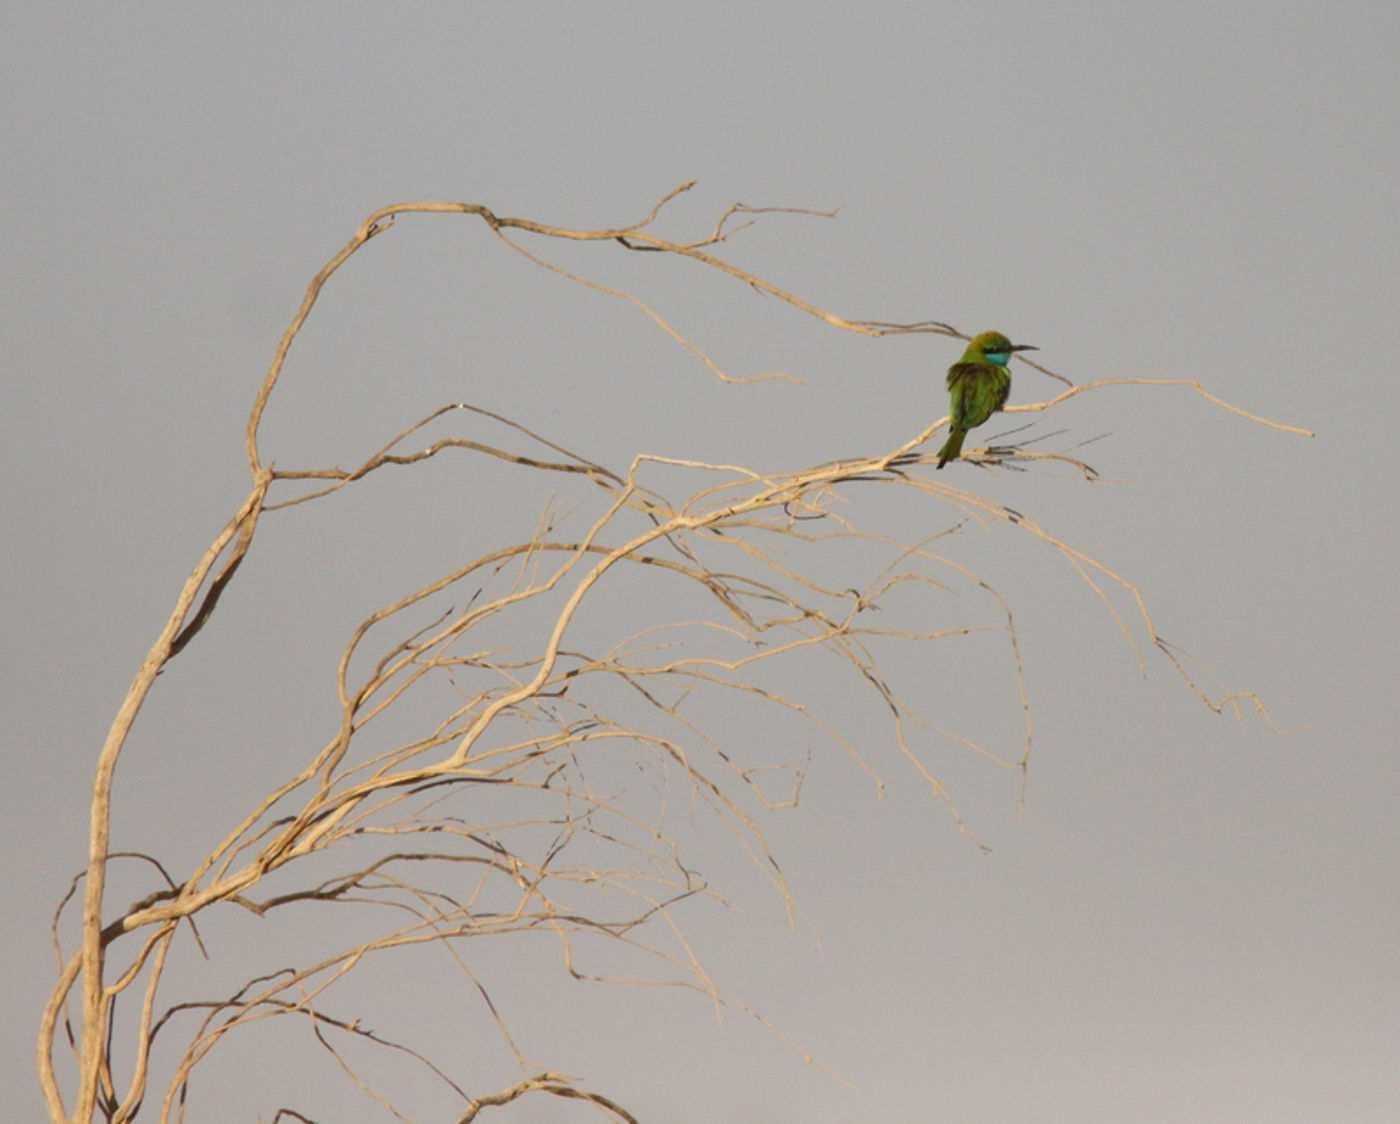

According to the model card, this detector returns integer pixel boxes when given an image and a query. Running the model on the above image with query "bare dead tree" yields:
[38,185,1311,1123]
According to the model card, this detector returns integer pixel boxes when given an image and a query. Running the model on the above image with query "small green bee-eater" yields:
[935,330,1038,469]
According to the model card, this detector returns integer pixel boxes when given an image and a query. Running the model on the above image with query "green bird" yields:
[935,330,1038,469]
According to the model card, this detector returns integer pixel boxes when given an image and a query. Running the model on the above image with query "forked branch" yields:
[41,185,1307,1124]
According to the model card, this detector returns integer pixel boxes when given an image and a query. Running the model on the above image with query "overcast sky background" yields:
[5,3,1398,1121]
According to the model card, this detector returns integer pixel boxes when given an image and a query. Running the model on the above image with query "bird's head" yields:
[966,330,1038,366]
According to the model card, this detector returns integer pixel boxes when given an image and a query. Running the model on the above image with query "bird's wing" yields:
[945,362,986,430]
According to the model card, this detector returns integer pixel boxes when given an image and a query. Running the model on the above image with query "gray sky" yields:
[5,3,1398,1121]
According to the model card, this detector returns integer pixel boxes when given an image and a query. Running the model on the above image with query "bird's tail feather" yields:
[935,429,966,469]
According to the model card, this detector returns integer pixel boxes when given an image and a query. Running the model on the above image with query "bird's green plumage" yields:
[935,330,1036,468]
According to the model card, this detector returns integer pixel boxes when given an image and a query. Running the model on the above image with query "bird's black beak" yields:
[1010,344,1038,352]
